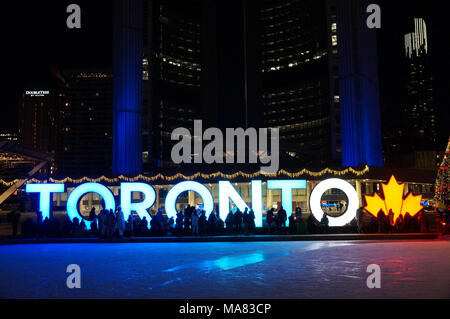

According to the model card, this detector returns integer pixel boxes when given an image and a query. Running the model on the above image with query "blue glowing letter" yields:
[218,181,250,224]
[67,183,115,229]
[165,181,214,220]
[120,182,155,222]
[267,180,306,226]
[25,183,65,220]
[251,180,263,228]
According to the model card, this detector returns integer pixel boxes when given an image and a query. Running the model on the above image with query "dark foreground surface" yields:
[0,239,449,299]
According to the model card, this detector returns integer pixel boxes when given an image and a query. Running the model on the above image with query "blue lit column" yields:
[113,0,143,175]
[337,0,383,167]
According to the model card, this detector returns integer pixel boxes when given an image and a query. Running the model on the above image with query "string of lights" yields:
[0,166,370,186]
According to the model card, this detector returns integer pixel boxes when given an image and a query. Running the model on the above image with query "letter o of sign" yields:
[165,181,214,220]
[309,179,359,227]
[67,183,116,229]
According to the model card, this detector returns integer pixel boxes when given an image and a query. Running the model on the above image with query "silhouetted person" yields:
[90,220,98,236]
[72,218,82,237]
[295,207,302,221]
[404,213,413,233]
[356,207,364,233]
[208,210,217,235]
[419,211,428,233]
[107,209,116,237]
[225,211,234,233]
[288,214,295,234]
[307,213,317,234]
[116,206,125,238]
[266,209,274,234]
[395,214,404,233]
[377,211,386,233]
[248,209,255,234]
[80,220,87,234]
[243,208,249,234]
[277,206,287,231]
[141,216,149,234]
[192,210,199,236]
[98,209,107,237]
[127,214,135,237]
[234,209,243,234]
[198,210,207,235]
[10,210,21,237]
[89,207,96,221]
[387,209,395,233]
[176,210,184,234]
[216,215,225,235]
[320,214,329,234]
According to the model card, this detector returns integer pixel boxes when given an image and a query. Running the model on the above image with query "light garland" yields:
[434,138,450,202]
[0,165,370,186]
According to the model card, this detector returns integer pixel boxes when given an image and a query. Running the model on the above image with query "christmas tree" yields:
[434,137,450,204]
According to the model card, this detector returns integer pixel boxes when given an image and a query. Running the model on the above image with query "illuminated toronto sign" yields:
[25,178,359,228]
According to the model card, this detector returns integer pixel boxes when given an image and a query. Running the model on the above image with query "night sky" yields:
[1,0,448,147]
[1,0,113,132]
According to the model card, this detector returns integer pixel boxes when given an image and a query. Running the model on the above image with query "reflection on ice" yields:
[302,241,355,252]
[164,250,291,273]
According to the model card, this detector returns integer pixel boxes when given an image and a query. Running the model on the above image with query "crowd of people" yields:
[3,203,447,239]
[355,207,439,234]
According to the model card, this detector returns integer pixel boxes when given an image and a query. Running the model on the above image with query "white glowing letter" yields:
[309,178,358,227]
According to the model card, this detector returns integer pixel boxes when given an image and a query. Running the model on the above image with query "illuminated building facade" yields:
[258,0,341,167]
[384,18,438,169]
[58,71,113,177]
[18,89,58,159]
[257,0,383,168]
[113,0,383,174]
[143,0,202,169]
[403,18,438,166]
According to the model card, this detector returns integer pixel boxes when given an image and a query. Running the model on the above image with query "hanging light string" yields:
[0,165,370,186]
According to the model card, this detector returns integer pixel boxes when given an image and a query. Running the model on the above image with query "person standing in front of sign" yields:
[116,206,125,238]
[277,206,287,233]
[192,209,199,236]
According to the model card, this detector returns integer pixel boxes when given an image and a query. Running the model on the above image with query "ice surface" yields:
[0,240,448,298]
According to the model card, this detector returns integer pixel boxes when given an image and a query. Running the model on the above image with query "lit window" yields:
[332,35,338,46]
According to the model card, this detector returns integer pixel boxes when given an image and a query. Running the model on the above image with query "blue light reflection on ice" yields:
[164,250,291,273]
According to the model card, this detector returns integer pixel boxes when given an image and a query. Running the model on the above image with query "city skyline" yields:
[1,0,449,173]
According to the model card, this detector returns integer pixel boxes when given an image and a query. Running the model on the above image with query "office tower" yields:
[384,17,438,169]
[143,0,202,169]
[58,71,113,177]
[404,18,438,163]
[121,0,383,172]
[18,89,58,154]
[258,0,341,167]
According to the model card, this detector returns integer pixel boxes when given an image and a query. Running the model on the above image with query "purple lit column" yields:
[113,0,143,175]
[337,0,383,167]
